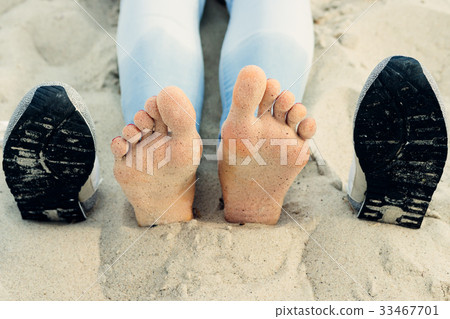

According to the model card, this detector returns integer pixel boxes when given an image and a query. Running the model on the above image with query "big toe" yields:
[156,86,197,136]
[230,65,267,118]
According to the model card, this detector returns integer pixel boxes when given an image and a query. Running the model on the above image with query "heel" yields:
[19,201,87,222]
[358,174,430,229]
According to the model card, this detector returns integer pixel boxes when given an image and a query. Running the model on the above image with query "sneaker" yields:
[347,56,448,229]
[2,83,101,222]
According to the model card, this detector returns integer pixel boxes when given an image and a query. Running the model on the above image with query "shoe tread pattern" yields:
[354,56,447,229]
[2,86,95,222]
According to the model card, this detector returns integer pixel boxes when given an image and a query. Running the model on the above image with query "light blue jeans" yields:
[117,0,314,131]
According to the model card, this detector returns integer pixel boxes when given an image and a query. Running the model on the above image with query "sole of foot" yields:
[2,84,96,222]
[111,86,202,226]
[353,56,448,229]
[219,65,316,225]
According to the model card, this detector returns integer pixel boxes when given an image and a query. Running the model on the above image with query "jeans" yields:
[117,0,314,131]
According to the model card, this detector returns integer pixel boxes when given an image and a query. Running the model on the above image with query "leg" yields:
[112,0,205,226]
[218,0,316,224]
[117,0,206,129]
[111,89,202,226]
[218,66,316,224]
[219,0,314,127]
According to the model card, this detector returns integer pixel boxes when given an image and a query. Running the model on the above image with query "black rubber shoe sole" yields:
[354,56,448,229]
[2,85,95,222]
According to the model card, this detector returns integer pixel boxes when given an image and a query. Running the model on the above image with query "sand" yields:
[0,0,449,300]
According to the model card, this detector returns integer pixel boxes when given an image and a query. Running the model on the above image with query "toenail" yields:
[112,136,121,141]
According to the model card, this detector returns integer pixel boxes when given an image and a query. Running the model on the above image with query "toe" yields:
[145,96,168,134]
[257,78,281,118]
[122,124,142,143]
[273,90,295,122]
[156,86,197,136]
[134,110,154,133]
[111,136,129,158]
[297,118,316,140]
[230,65,267,119]
[287,103,307,130]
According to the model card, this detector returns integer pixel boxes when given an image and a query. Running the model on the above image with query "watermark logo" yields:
[125,133,325,175]
[125,131,172,175]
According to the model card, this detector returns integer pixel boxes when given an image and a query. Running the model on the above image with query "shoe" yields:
[347,56,448,229]
[2,83,101,222]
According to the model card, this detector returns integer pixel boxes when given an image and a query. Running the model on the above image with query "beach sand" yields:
[0,0,449,300]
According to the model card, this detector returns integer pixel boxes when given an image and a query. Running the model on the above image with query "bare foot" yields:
[219,65,316,225]
[111,87,202,226]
